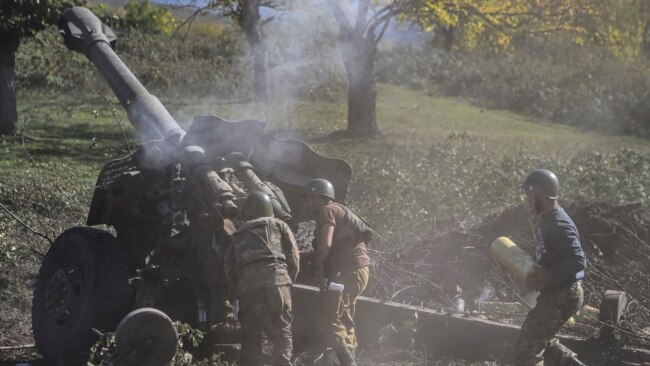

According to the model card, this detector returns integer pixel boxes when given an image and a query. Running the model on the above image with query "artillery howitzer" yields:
[31,7,351,364]
[30,7,650,366]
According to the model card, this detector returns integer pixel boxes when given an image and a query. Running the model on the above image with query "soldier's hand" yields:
[526,265,550,291]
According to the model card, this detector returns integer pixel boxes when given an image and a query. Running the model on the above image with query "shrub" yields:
[376,38,650,137]
[124,0,176,35]
[15,25,249,98]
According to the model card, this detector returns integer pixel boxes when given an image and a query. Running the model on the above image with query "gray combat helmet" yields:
[305,178,335,200]
[521,169,559,199]
[241,192,274,218]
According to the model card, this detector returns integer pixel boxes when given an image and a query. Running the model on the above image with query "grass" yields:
[161,84,650,154]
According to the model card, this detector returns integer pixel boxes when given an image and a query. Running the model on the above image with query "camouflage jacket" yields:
[225,217,299,296]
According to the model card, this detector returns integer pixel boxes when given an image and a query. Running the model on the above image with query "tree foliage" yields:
[124,0,176,35]
[403,0,650,57]
[0,0,81,135]
[91,1,177,35]
[0,0,79,41]
[572,0,650,58]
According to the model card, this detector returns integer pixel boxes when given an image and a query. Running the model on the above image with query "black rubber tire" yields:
[32,227,132,364]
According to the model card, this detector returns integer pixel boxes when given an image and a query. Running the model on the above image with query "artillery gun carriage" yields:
[31,7,351,364]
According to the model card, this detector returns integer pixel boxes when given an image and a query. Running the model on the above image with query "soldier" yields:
[516,169,588,366]
[303,178,372,366]
[224,192,299,366]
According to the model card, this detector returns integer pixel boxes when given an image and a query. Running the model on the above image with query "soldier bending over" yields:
[225,192,299,366]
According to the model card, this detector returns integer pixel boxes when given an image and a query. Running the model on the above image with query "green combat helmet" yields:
[521,169,559,199]
[305,178,335,200]
[241,192,274,219]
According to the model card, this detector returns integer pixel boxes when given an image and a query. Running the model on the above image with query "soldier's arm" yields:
[281,222,300,282]
[546,221,587,287]
[311,224,334,272]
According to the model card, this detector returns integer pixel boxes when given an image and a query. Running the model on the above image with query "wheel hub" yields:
[44,263,84,332]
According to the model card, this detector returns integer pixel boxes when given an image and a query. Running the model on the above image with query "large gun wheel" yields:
[32,227,132,363]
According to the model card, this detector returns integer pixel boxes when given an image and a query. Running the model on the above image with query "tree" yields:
[326,0,404,138]
[326,0,626,138]
[179,0,279,99]
[324,0,465,138]
[0,0,78,135]
[228,0,272,99]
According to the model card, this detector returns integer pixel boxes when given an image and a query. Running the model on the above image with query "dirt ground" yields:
[1,201,649,365]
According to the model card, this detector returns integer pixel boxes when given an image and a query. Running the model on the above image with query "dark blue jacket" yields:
[535,207,587,288]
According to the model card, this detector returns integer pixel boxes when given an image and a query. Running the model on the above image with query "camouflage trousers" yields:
[318,266,370,351]
[238,284,293,366]
[515,281,584,366]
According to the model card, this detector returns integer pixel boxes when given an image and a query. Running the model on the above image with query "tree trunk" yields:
[642,21,650,56]
[249,38,269,100]
[0,36,19,136]
[238,0,269,100]
[340,33,381,138]
[441,26,454,53]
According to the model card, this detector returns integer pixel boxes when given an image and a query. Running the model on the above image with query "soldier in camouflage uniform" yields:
[516,169,588,366]
[303,179,372,366]
[224,192,299,366]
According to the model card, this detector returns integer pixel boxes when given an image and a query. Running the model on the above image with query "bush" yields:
[124,0,176,35]
[376,38,650,137]
[15,25,249,98]
[332,132,650,243]
[15,16,346,102]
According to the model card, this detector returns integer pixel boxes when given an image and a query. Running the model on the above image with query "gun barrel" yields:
[58,7,185,144]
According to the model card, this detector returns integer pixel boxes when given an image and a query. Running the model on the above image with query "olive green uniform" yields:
[225,217,299,366]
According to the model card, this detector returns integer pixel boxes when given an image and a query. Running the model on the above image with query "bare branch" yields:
[367,2,395,24]
[374,14,392,44]
[0,203,53,245]
[366,4,404,42]
[104,97,132,155]
[326,0,353,33]
[260,15,276,28]
[355,0,370,32]
[172,2,217,41]
[0,344,35,350]
[9,231,46,258]
[20,117,53,221]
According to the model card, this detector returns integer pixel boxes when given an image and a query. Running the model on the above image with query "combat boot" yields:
[565,357,588,366]
[333,342,357,366]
